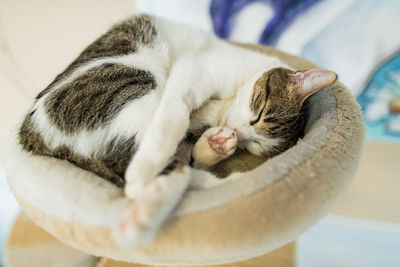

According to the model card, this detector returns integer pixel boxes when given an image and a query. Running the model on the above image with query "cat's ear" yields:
[289,69,337,102]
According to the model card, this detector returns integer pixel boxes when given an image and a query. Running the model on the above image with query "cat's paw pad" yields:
[207,127,237,155]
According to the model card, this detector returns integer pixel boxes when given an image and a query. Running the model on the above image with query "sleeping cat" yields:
[18,14,337,246]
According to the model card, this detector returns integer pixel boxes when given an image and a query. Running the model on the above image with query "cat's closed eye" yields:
[264,117,277,123]
[249,111,263,125]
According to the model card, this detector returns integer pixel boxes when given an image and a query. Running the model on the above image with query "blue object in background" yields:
[357,50,400,141]
[210,0,323,45]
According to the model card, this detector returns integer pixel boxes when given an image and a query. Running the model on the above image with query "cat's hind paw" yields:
[113,167,191,247]
[113,179,170,247]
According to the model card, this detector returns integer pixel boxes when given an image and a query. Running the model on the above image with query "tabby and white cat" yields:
[18,15,337,245]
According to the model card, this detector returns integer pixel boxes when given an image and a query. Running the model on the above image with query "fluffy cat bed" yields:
[3,44,364,266]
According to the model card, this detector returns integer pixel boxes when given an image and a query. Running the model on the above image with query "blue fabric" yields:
[210,0,323,45]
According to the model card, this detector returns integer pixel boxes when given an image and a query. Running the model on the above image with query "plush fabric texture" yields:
[3,44,364,266]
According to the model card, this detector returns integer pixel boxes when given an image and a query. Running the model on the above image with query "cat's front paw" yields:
[192,127,237,168]
[207,127,237,155]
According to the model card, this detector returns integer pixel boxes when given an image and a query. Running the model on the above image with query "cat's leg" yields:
[114,166,191,246]
[124,55,220,198]
[192,127,237,168]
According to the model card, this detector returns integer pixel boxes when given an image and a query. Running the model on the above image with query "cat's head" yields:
[227,67,337,157]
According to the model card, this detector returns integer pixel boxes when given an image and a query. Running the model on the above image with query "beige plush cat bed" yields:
[3,44,364,266]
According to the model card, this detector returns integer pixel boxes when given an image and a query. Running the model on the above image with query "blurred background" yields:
[0,0,399,266]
